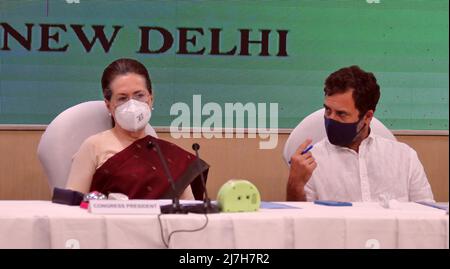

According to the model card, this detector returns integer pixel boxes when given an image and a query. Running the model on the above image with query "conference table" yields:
[0,200,448,249]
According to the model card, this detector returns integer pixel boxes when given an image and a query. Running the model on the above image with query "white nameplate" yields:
[88,200,161,215]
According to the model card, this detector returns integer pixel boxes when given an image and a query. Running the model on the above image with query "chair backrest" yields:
[283,108,396,165]
[37,101,157,190]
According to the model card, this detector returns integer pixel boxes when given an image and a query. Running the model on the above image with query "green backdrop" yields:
[0,0,448,130]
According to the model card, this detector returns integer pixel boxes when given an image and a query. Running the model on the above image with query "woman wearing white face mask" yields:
[66,58,208,201]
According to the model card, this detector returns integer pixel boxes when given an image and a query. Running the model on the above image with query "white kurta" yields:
[305,132,434,202]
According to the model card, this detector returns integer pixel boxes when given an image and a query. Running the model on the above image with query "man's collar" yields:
[364,127,376,142]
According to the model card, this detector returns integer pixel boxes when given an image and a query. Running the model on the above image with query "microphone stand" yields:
[183,143,219,214]
[149,141,186,214]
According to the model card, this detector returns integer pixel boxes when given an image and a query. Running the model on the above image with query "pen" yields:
[416,201,449,211]
[301,144,313,155]
[289,144,314,164]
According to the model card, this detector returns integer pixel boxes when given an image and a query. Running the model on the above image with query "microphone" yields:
[148,140,186,214]
[183,143,219,214]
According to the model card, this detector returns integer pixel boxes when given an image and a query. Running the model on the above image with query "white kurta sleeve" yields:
[408,149,435,202]
[304,177,318,202]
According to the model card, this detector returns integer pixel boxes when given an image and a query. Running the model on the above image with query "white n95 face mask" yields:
[114,99,151,132]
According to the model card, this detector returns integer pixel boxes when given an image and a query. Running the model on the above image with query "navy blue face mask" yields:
[324,116,365,147]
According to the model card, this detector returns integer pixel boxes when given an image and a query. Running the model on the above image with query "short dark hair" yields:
[324,65,380,117]
[101,58,152,101]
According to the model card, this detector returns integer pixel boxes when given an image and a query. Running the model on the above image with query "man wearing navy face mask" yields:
[286,65,434,202]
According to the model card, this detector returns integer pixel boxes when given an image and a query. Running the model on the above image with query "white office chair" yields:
[283,108,396,165]
[37,101,157,190]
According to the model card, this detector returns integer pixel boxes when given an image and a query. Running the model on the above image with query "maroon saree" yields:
[90,135,209,200]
